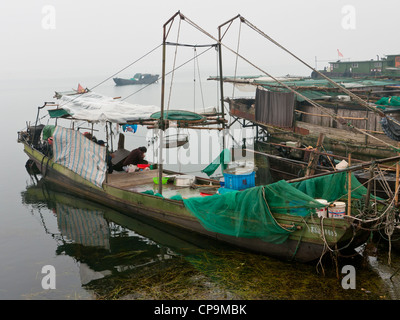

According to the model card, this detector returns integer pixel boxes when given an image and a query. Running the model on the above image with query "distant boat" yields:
[312,54,400,79]
[113,73,159,86]
[223,76,400,160]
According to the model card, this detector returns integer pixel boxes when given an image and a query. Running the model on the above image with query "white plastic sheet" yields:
[60,92,159,123]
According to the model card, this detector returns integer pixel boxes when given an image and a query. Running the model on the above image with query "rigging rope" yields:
[90,43,162,92]
[122,46,214,102]
[194,48,206,113]
[239,18,386,117]
[193,48,196,112]
[56,43,162,110]
[240,16,400,130]
[167,18,182,113]
[178,13,400,153]
[232,20,242,98]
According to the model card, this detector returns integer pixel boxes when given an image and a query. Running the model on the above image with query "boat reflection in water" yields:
[22,177,400,300]
[21,178,223,288]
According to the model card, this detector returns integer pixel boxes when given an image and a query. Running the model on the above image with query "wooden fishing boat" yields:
[225,79,400,161]
[113,73,159,86]
[206,15,400,161]
[251,140,399,200]
[19,115,389,263]
[17,12,393,264]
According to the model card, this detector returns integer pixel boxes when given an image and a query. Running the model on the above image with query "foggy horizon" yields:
[2,1,399,85]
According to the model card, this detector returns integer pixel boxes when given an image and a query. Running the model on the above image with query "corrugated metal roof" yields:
[294,90,343,102]
[254,78,400,101]
[255,78,400,90]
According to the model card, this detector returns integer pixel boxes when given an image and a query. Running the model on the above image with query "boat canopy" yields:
[53,126,107,188]
[49,92,159,124]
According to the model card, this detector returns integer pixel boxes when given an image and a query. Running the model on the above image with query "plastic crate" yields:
[223,171,255,190]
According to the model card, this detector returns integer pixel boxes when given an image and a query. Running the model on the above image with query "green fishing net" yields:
[183,172,371,244]
[290,171,370,201]
[376,96,400,110]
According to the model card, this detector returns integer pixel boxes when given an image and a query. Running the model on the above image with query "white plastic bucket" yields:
[335,160,348,170]
[328,201,346,219]
[315,199,328,218]
[175,175,195,187]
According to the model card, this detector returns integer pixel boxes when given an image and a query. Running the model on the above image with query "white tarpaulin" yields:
[59,92,159,123]
[53,126,107,188]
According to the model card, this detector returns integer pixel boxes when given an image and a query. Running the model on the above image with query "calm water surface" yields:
[2,77,400,300]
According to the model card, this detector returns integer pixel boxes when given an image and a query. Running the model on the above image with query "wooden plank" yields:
[347,153,352,216]
[106,170,160,188]
[305,133,325,176]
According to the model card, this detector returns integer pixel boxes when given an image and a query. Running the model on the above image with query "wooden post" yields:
[365,165,373,209]
[117,133,125,150]
[305,133,325,176]
[347,153,352,216]
[109,122,114,152]
[396,162,399,206]
[396,142,400,206]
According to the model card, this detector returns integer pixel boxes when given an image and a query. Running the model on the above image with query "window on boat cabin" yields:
[332,63,339,69]
[374,62,382,68]
[351,63,358,68]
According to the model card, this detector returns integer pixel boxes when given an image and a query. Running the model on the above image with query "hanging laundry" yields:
[122,124,138,133]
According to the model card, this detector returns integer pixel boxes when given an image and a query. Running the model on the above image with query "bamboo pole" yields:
[396,142,400,206]
[305,133,324,176]
[347,153,352,216]
[287,155,400,183]
[158,13,174,195]
[260,141,365,164]
[364,165,373,210]
[395,162,399,206]
[296,110,367,121]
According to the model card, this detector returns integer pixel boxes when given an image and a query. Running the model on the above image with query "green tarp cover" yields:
[48,109,71,118]
[42,125,56,140]
[183,171,372,244]
[201,148,231,177]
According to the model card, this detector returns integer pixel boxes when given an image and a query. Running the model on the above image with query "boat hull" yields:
[22,142,369,263]
[113,76,159,86]
[228,98,399,161]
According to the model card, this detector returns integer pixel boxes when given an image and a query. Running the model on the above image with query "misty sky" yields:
[1,0,399,81]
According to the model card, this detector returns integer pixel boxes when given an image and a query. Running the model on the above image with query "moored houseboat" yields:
[17,11,397,264]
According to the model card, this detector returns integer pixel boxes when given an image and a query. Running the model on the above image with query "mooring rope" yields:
[122,45,214,102]
[261,186,297,233]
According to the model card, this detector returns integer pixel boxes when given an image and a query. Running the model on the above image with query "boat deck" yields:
[105,169,217,199]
